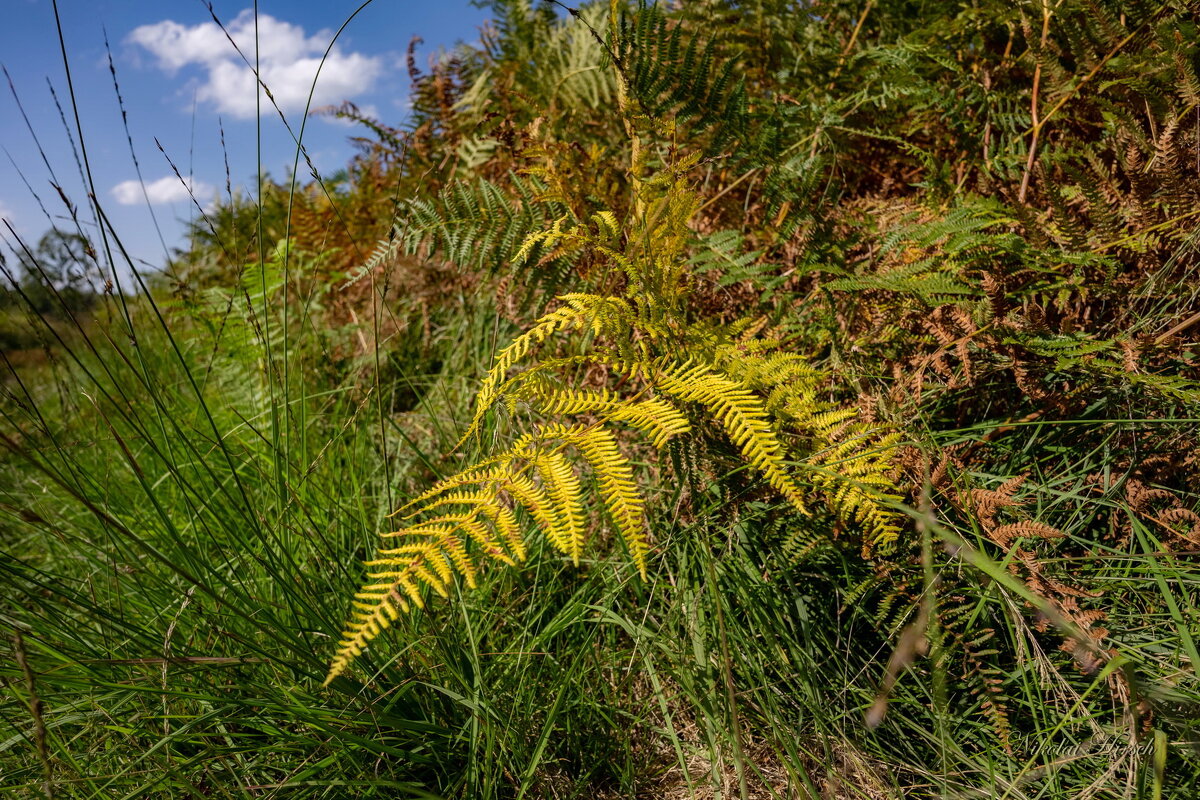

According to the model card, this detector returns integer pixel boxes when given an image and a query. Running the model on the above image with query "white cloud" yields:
[0,199,13,226]
[127,10,382,119]
[111,176,214,206]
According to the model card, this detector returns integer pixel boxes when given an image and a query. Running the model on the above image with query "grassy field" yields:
[3,0,1200,797]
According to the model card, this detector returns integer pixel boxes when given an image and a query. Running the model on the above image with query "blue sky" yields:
[1,0,492,276]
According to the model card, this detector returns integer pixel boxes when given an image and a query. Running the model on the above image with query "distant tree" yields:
[10,229,99,316]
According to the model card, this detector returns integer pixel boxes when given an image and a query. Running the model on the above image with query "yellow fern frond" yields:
[494,471,563,554]
[801,431,904,546]
[533,451,587,562]
[458,295,635,447]
[592,210,620,237]
[326,536,458,685]
[392,463,498,517]
[472,498,526,562]
[458,513,518,567]
[377,525,475,587]
[571,426,648,576]
[513,214,573,264]
[805,408,859,440]
[656,360,810,515]
[533,387,621,416]
[605,396,692,447]
[327,157,908,688]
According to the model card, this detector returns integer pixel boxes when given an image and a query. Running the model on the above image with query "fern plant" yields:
[347,174,571,285]
[324,145,904,685]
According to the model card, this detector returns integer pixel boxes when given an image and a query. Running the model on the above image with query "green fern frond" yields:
[352,174,573,285]
[616,4,747,153]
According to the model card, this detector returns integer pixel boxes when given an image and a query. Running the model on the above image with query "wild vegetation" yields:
[3,0,1200,797]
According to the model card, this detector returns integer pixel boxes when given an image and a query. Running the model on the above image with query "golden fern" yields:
[325,155,905,686]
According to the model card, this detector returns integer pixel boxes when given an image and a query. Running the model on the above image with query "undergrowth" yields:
[2,0,1199,797]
